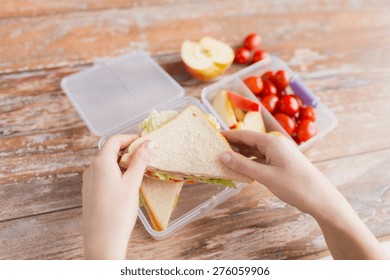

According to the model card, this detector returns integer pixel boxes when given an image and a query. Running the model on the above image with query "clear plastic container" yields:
[61,51,243,240]
[201,56,338,151]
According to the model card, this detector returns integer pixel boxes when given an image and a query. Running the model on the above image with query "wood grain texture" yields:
[0,0,204,19]
[1,0,390,73]
[1,0,390,260]
[0,148,389,259]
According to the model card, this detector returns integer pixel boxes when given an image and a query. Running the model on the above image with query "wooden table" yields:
[1,0,390,260]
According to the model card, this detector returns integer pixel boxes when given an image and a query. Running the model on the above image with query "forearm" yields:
[84,235,127,260]
[312,192,387,260]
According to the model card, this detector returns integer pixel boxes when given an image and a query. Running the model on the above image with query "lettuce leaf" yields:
[141,110,179,136]
[150,171,236,188]
[153,172,175,181]
[199,178,236,188]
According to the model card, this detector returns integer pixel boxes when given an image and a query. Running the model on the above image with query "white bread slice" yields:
[140,177,183,231]
[119,105,252,183]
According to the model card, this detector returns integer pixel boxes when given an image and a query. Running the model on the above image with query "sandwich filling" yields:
[140,109,235,188]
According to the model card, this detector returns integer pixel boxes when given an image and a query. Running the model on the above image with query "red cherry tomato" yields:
[243,76,263,95]
[243,33,261,51]
[235,47,251,64]
[273,70,290,90]
[260,80,277,97]
[298,106,317,122]
[277,95,300,117]
[290,94,303,108]
[260,95,279,113]
[251,50,269,64]
[274,113,296,136]
[277,89,287,98]
[261,71,275,82]
[296,119,317,142]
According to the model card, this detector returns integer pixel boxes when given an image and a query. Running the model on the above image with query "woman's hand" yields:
[219,130,335,217]
[219,130,388,259]
[82,134,152,259]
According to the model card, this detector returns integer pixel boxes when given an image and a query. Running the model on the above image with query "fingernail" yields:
[219,152,232,163]
[145,140,154,150]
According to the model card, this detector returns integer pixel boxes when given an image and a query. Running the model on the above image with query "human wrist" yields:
[308,188,355,230]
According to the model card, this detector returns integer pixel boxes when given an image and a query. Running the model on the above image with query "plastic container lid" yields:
[61,51,185,136]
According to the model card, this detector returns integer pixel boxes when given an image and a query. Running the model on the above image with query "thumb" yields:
[122,140,153,185]
[219,151,274,185]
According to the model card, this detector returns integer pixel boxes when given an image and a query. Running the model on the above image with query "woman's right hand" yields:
[219,130,338,218]
[219,130,388,260]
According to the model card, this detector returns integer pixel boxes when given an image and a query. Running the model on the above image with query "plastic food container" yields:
[61,51,336,240]
[201,56,338,151]
[61,51,243,240]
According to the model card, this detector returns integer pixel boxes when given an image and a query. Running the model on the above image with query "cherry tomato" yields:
[298,106,317,122]
[261,71,274,81]
[261,71,275,81]
[260,80,277,97]
[274,113,296,136]
[273,70,290,90]
[260,95,279,114]
[296,119,317,142]
[243,33,261,50]
[235,47,251,64]
[251,50,269,64]
[290,94,303,108]
[277,89,287,98]
[277,95,300,117]
[243,76,263,95]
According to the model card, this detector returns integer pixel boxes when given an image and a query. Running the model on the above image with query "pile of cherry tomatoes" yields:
[243,70,317,144]
[234,33,270,65]
[235,32,318,144]
[235,33,317,145]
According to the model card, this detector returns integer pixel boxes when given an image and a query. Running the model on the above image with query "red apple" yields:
[181,37,234,81]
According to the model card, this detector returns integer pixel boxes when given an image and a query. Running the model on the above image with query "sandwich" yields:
[140,177,183,231]
[135,109,183,231]
[119,105,253,187]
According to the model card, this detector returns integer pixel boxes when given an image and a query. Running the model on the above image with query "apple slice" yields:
[212,90,237,128]
[227,91,259,112]
[236,121,245,130]
[233,107,245,122]
[181,36,234,81]
[243,111,266,133]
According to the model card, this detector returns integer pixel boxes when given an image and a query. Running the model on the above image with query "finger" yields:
[222,130,274,154]
[219,151,274,185]
[122,140,153,187]
[254,157,267,165]
[231,143,254,150]
[239,148,266,159]
[100,134,140,161]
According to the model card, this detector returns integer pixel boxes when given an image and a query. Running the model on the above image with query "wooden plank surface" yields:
[1,1,390,73]
[1,0,390,259]
[1,148,390,260]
